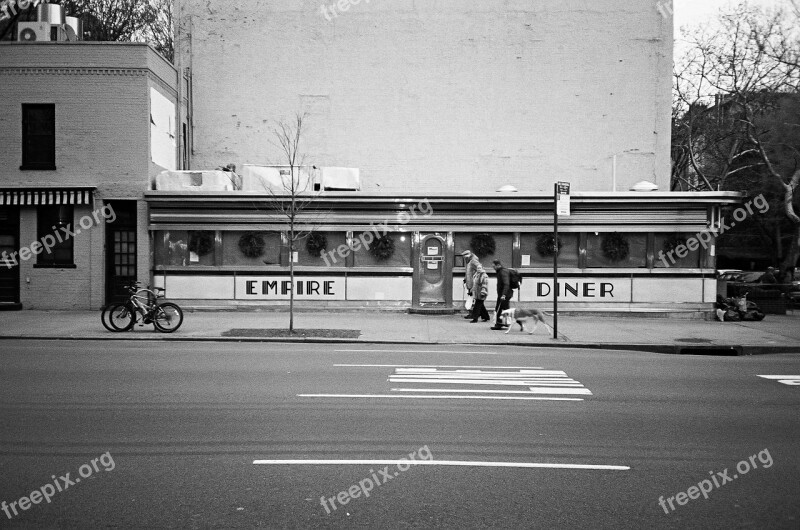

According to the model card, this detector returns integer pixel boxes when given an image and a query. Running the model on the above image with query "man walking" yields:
[462,250,481,319]
[490,259,513,330]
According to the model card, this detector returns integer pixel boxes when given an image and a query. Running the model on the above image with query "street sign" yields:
[556,181,571,216]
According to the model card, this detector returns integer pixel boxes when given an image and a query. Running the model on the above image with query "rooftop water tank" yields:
[36,3,65,24]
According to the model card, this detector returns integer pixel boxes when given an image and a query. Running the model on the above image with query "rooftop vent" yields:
[630,181,659,192]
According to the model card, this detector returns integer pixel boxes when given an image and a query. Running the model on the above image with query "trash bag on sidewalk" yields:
[715,294,765,322]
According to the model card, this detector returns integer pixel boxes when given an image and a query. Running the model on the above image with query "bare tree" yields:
[140,0,173,61]
[57,0,151,41]
[672,2,800,269]
[267,113,324,332]
[0,0,174,61]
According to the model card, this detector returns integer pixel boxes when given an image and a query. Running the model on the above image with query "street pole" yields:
[553,183,558,339]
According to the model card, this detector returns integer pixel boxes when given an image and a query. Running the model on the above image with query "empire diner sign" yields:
[235,276,345,300]
[526,279,631,301]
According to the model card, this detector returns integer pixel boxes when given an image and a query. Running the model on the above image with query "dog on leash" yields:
[496,308,554,335]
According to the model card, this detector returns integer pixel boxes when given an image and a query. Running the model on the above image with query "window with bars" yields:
[113,230,137,278]
[36,205,73,267]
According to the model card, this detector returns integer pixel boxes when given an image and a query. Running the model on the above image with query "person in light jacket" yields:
[470,264,491,323]
[462,250,481,319]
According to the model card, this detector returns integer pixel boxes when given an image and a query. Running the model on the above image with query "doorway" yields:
[105,201,137,304]
[413,233,452,308]
[0,207,20,309]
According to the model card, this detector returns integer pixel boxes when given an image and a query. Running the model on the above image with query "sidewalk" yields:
[1,309,799,355]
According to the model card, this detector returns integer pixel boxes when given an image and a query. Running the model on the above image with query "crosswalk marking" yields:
[298,365,593,401]
[388,367,593,397]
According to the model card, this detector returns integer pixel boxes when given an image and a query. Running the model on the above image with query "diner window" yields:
[154,230,218,266]
[21,104,56,170]
[353,232,412,267]
[36,205,73,267]
[294,232,347,266]
[654,233,701,268]
[520,233,579,268]
[455,233,513,269]
[586,232,647,268]
[222,231,281,266]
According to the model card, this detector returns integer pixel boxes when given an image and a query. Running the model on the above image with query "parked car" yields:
[716,269,743,281]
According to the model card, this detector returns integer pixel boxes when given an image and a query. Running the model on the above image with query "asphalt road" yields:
[0,340,798,529]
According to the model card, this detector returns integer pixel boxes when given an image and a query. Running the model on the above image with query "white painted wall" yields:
[178,0,672,193]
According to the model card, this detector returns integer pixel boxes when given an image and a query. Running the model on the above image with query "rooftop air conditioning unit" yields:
[321,167,360,191]
[17,22,51,42]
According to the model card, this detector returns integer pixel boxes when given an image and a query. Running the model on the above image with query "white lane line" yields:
[334,350,503,354]
[253,459,630,471]
[335,364,544,369]
[757,375,800,385]
[296,394,584,401]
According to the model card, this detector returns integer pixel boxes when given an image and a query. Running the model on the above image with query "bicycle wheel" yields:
[108,303,135,332]
[100,304,116,332]
[152,302,183,333]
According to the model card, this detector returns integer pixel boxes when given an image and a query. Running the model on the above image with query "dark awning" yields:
[0,188,95,206]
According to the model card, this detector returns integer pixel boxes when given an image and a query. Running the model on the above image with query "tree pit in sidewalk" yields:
[222,329,361,338]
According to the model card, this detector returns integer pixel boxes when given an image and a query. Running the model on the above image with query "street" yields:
[0,340,798,528]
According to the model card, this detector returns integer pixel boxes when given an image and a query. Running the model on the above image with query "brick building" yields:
[0,42,180,309]
[176,0,673,193]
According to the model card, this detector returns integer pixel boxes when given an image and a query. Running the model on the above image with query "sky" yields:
[674,0,789,37]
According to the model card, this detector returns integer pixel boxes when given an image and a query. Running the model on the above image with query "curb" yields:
[0,335,797,356]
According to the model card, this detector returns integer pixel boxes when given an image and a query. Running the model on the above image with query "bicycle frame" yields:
[125,285,165,322]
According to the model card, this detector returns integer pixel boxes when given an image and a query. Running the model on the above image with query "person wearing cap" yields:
[461,250,481,319]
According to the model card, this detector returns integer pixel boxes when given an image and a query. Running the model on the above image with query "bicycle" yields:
[102,283,184,333]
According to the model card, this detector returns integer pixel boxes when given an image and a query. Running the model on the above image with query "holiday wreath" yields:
[369,234,396,261]
[305,232,328,258]
[470,233,496,259]
[535,234,562,257]
[238,232,267,258]
[601,233,630,262]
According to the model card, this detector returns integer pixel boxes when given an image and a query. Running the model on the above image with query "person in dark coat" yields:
[490,259,513,330]
[760,267,777,284]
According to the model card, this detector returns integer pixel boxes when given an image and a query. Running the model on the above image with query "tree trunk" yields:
[289,222,295,333]
[781,224,800,276]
